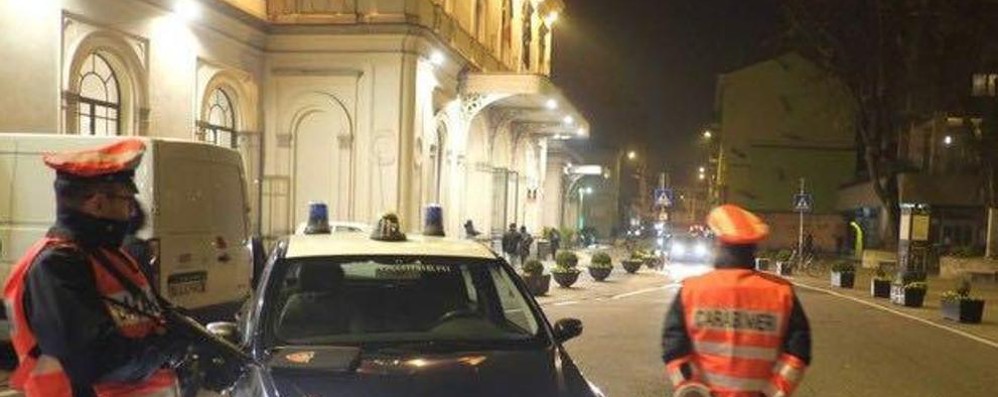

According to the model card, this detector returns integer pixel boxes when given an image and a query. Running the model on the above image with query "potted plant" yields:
[521,259,550,296]
[941,279,986,323]
[588,251,613,281]
[622,252,644,274]
[552,250,581,288]
[870,269,892,298]
[755,250,773,271]
[775,249,793,276]
[890,281,927,308]
[829,260,856,288]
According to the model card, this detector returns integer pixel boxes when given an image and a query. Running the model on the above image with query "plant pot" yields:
[941,299,985,323]
[589,266,612,282]
[830,271,855,288]
[523,274,551,296]
[622,260,643,274]
[870,279,891,298]
[776,261,793,276]
[755,258,771,271]
[552,270,581,288]
[890,285,926,308]
[644,257,661,269]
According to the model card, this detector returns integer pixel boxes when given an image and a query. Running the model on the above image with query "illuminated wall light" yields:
[576,127,586,136]
[944,135,953,146]
[562,115,574,125]
[698,166,705,173]
[175,0,201,22]
[546,99,558,110]
[545,11,559,25]
[430,51,446,66]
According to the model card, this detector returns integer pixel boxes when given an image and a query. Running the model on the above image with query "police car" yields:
[211,205,605,397]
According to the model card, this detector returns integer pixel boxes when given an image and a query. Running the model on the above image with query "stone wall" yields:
[939,256,998,279]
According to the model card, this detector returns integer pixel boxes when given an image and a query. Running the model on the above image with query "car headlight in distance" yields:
[694,243,708,257]
[671,243,686,256]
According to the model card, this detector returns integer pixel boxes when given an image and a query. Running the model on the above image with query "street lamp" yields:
[703,130,712,140]
[698,166,706,173]
[627,151,637,160]
[944,135,954,146]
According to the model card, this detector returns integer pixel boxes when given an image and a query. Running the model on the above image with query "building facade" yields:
[715,53,857,251]
[0,0,589,242]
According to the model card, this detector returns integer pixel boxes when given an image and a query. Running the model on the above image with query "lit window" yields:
[972,73,998,97]
[200,88,237,148]
[77,53,121,136]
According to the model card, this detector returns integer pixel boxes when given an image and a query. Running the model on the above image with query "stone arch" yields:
[287,92,355,225]
[65,30,148,135]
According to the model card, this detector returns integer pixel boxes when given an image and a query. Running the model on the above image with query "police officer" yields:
[4,139,186,397]
[661,205,811,397]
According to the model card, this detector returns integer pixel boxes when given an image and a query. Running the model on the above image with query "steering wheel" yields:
[433,309,478,326]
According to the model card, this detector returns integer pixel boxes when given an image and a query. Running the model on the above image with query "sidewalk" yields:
[787,269,998,345]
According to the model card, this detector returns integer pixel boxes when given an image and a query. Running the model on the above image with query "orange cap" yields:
[706,204,769,245]
[43,139,145,179]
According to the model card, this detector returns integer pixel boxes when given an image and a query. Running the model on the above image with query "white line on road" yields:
[552,300,579,306]
[795,282,998,350]
[610,286,668,300]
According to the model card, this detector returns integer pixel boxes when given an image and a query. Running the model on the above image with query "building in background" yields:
[0,0,590,243]
[714,53,856,251]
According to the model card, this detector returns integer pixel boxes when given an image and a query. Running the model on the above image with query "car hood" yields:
[258,345,597,397]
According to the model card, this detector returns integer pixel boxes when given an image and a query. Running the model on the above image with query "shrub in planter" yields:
[555,250,580,269]
[588,251,613,281]
[890,281,927,308]
[775,250,793,276]
[941,279,985,323]
[521,259,550,296]
[830,260,856,288]
[622,253,644,274]
[551,266,581,288]
[870,269,892,298]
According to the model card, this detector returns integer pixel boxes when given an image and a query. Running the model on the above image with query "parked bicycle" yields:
[790,249,827,277]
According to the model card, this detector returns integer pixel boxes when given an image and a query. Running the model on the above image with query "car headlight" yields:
[694,243,708,257]
[671,243,686,256]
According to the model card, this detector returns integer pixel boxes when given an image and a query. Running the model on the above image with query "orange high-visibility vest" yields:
[3,237,179,397]
[667,269,806,397]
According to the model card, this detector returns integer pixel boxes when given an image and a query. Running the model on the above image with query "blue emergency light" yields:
[304,202,331,234]
[423,204,445,237]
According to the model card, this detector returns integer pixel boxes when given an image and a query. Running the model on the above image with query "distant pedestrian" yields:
[803,232,815,257]
[501,223,521,266]
[548,228,561,260]
[464,219,481,239]
[518,226,534,264]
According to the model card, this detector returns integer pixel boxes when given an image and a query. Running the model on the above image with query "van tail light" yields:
[147,238,162,292]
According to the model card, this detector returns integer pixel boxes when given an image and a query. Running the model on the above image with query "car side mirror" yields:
[553,318,583,343]
[207,321,240,345]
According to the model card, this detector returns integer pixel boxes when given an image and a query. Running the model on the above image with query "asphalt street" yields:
[543,263,998,397]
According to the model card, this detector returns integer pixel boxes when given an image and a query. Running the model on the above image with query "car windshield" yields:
[265,256,543,347]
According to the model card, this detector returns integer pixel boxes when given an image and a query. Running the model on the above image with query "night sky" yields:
[552,0,783,182]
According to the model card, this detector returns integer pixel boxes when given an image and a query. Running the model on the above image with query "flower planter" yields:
[755,258,772,272]
[589,266,612,282]
[941,299,985,323]
[522,274,551,296]
[644,257,662,269]
[552,270,581,288]
[622,260,643,274]
[830,271,855,288]
[890,285,926,308]
[870,279,891,298]
[776,261,793,276]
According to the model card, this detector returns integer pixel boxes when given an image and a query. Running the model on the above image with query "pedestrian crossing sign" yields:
[655,188,674,208]
[794,193,813,212]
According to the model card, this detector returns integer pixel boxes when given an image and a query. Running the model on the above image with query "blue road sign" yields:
[655,188,675,208]
[794,193,814,212]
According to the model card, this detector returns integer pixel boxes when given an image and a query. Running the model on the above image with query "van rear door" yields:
[152,140,250,320]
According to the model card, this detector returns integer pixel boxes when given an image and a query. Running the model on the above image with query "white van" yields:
[0,134,253,339]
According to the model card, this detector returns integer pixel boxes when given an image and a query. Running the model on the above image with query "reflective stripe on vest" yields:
[701,371,768,391]
[3,238,178,397]
[693,341,779,361]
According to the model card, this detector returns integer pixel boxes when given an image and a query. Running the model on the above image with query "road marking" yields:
[794,283,998,350]
[0,391,21,397]
[611,286,668,300]
[552,300,579,306]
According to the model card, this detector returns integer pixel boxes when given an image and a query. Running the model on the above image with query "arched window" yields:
[77,53,121,136]
[200,88,238,148]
